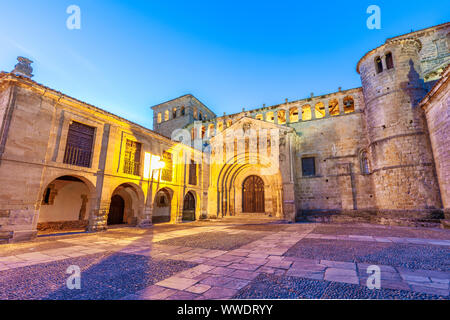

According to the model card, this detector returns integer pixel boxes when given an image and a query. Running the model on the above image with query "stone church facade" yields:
[0,23,449,243]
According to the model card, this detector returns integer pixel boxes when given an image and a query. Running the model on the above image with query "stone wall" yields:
[421,67,450,214]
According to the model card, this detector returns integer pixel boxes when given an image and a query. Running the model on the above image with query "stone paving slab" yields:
[324,268,359,285]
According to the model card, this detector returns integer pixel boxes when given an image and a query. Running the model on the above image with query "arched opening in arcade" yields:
[107,183,144,226]
[182,191,196,221]
[37,175,95,233]
[152,187,173,223]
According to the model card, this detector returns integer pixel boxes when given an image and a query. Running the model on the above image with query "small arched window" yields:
[255,114,263,120]
[181,106,185,116]
[164,110,169,121]
[314,102,325,119]
[199,113,203,121]
[157,112,162,123]
[226,119,232,127]
[329,99,339,116]
[289,107,299,122]
[172,108,177,119]
[375,56,383,74]
[343,96,355,114]
[277,110,286,124]
[201,126,206,139]
[301,105,311,121]
[385,52,394,70]
[217,121,223,132]
[266,112,274,123]
[360,151,370,174]
[193,108,198,119]
[208,124,215,137]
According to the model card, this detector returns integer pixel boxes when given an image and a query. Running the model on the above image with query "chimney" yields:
[12,57,33,78]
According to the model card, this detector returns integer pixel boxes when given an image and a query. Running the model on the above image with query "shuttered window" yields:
[161,151,173,181]
[302,157,316,176]
[63,121,95,167]
[123,140,142,176]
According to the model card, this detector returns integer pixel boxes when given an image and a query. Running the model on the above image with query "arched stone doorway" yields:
[242,175,265,213]
[38,175,95,232]
[107,195,125,225]
[182,191,196,221]
[108,183,144,226]
[153,188,173,223]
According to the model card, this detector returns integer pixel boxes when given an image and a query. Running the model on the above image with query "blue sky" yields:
[0,1,448,129]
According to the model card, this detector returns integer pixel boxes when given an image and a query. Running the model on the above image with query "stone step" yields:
[300,212,442,228]
[441,220,450,229]
[0,230,13,244]
[222,213,280,221]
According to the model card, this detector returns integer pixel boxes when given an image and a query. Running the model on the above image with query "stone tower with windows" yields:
[357,38,442,218]
[151,94,216,139]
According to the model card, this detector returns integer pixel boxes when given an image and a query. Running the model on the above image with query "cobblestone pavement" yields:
[0,221,449,300]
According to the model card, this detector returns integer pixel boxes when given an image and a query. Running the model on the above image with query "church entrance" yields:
[182,191,196,221]
[107,195,125,225]
[242,175,265,213]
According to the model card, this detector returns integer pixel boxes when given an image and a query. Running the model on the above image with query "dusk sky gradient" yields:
[0,1,449,129]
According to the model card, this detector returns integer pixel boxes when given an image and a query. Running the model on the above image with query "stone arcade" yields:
[0,23,449,243]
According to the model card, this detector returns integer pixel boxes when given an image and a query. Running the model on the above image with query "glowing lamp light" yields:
[143,153,166,179]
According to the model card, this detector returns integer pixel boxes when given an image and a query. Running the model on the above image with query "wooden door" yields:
[182,192,196,221]
[242,175,265,213]
[108,195,125,225]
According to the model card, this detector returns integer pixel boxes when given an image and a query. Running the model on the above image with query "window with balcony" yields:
[63,121,95,168]
[123,139,142,176]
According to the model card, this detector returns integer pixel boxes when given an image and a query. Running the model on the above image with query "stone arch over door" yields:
[108,183,145,226]
[213,152,284,218]
[153,187,174,223]
[182,191,196,221]
[37,175,96,232]
[233,168,282,217]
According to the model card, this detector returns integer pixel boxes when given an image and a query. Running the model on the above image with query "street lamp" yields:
[143,153,166,226]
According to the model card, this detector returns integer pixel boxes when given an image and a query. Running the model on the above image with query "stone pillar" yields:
[138,206,153,227]
[323,100,330,118]
[311,104,316,120]
[138,180,154,228]
[87,199,110,232]
[338,97,344,115]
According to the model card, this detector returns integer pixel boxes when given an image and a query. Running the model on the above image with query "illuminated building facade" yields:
[0,23,449,243]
